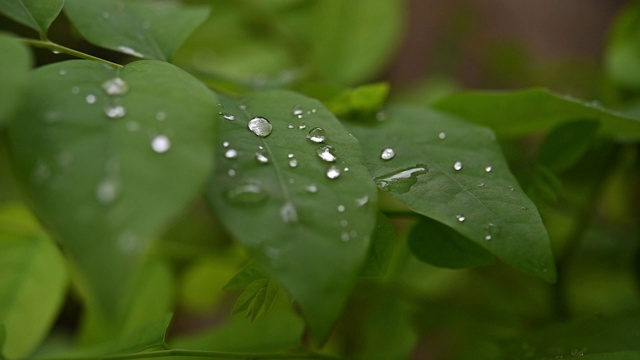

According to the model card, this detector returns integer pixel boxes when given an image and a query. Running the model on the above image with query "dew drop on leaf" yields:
[305,183,318,193]
[288,153,295,159]
[317,145,337,162]
[337,205,346,212]
[340,219,348,227]
[326,165,341,179]
[341,232,350,242]
[280,202,298,223]
[222,141,230,148]
[375,165,428,194]
[306,128,326,143]
[58,69,67,76]
[438,132,446,140]
[225,149,238,159]
[102,77,129,96]
[247,117,273,137]
[228,169,236,177]
[288,159,298,168]
[287,123,294,129]
[105,105,126,119]
[222,114,235,121]
[380,148,396,160]
[456,214,466,222]
[453,161,463,171]
[255,152,269,164]
[224,181,268,205]
[85,94,97,104]
[96,178,119,204]
[299,122,307,130]
[485,165,493,173]
[151,135,171,153]
[355,195,369,206]
[293,106,303,118]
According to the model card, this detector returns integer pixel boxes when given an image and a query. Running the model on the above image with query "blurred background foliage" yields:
[1,0,640,359]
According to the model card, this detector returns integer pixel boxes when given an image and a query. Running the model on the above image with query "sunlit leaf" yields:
[7,60,217,327]
[64,0,210,61]
[345,105,556,282]
[205,90,378,341]
[0,33,31,126]
[0,0,63,34]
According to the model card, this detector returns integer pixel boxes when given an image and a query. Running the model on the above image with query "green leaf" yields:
[0,0,63,34]
[63,0,210,61]
[326,83,390,117]
[345,105,556,282]
[0,33,31,126]
[0,324,5,360]
[408,217,495,269]
[232,278,269,315]
[310,0,403,85]
[538,120,601,173]
[605,1,640,89]
[0,204,68,359]
[106,314,171,355]
[7,60,217,324]
[224,262,268,291]
[205,90,378,341]
[431,88,640,140]
[360,213,395,277]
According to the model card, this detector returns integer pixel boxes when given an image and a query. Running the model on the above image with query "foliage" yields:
[0,1,639,359]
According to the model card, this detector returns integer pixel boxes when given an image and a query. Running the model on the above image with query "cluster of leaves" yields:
[0,1,639,359]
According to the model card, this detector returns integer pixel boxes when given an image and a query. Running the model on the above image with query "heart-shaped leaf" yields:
[64,0,210,61]
[205,90,378,341]
[0,0,63,34]
[0,33,31,126]
[7,60,217,321]
[345,105,556,282]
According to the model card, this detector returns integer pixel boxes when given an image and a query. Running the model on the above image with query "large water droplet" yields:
[85,94,97,104]
[306,128,326,143]
[224,181,268,205]
[247,117,272,137]
[456,214,466,222]
[255,152,269,164]
[280,202,298,223]
[151,135,171,153]
[105,105,126,119]
[225,149,238,159]
[102,77,129,96]
[326,165,341,179]
[453,161,463,171]
[375,165,428,194]
[96,178,119,204]
[380,148,396,160]
[317,145,337,162]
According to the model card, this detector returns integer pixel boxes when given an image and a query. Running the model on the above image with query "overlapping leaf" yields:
[345,105,556,282]
[64,0,209,61]
[605,1,640,89]
[7,60,217,323]
[0,33,31,126]
[205,90,378,341]
[432,88,640,140]
[0,0,63,34]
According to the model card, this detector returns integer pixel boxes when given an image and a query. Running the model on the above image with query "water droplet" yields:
[156,111,166,121]
[485,165,493,173]
[337,205,346,212]
[85,94,97,104]
[225,149,238,159]
[288,158,298,168]
[298,122,307,130]
[117,46,144,57]
[326,165,341,179]
[453,161,463,171]
[375,165,428,194]
[224,181,268,205]
[239,104,247,110]
[317,145,337,162]
[456,214,466,222]
[484,223,500,240]
[247,117,272,137]
[227,169,236,177]
[255,152,269,164]
[485,235,492,241]
[305,184,318,193]
[350,230,358,238]
[222,113,235,121]
[71,86,80,94]
[380,148,396,160]
[438,132,446,140]
[287,123,294,129]
[340,219,348,227]
[306,128,326,143]
[258,145,264,150]
[280,202,298,223]
[355,195,369,206]
[341,232,350,242]
[344,167,350,172]
[287,153,294,159]
[478,183,486,187]
[293,106,303,118]
[105,105,126,119]
[96,178,119,204]
[222,141,230,148]
[151,135,171,153]
[58,69,67,76]
[102,77,129,96]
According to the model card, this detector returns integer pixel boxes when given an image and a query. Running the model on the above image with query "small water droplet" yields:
[288,178,295,184]
[58,69,67,76]
[105,105,126,119]
[225,149,238,159]
[350,230,358,238]
[340,219,348,227]
[85,94,97,104]
[71,86,80,94]
[380,148,396,160]
[453,161,463,171]
[255,152,269,164]
[484,223,500,240]
[117,46,144,57]
[326,165,341,179]
[118,232,142,254]
[485,165,493,173]
[102,77,129,96]
[477,183,486,187]
[287,123,295,129]
[222,113,235,121]
[306,127,326,143]
[341,232,350,242]
[337,205,345,213]
[151,135,171,153]
[456,214,466,222]
[375,165,428,194]
[293,106,303,118]
[344,167,350,172]
[126,121,139,132]
[485,235,492,241]
[96,178,119,204]
[298,122,307,130]
[355,195,369,206]
[288,159,298,168]
[248,117,272,137]
[305,184,318,193]
[280,202,298,223]
[222,141,230,148]
[156,111,166,121]
[287,153,294,159]
[224,181,268,205]
[227,169,236,177]
[438,132,446,140]
[317,145,337,162]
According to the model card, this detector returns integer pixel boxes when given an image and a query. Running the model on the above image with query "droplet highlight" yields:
[105,105,126,119]
[438,132,446,140]
[316,145,337,162]
[102,77,129,96]
[151,135,171,153]
[456,214,466,222]
[224,181,268,205]
[306,128,326,143]
[485,166,493,173]
[85,94,97,104]
[453,161,463,171]
[375,165,428,194]
[380,148,396,160]
[255,152,269,164]
[225,149,238,159]
[326,165,341,179]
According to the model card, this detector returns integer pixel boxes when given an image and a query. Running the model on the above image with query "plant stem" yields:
[35,349,344,360]
[20,39,123,69]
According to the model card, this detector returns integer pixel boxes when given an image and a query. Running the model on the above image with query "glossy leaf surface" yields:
[0,33,31,126]
[0,0,63,34]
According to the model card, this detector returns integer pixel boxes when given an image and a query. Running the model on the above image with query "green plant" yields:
[0,1,639,359]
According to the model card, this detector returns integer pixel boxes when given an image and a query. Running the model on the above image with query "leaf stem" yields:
[20,39,123,69]
[34,349,343,360]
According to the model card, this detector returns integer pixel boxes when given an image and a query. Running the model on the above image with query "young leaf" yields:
[345,105,556,282]
[0,0,63,35]
[360,213,395,277]
[205,90,378,342]
[538,119,601,173]
[224,262,268,291]
[0,205,68,359]
[408,217,495,269]
[0,33,31,126]
[7,60,217,322]
[432,88,640,140]
[63,0,210,61]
